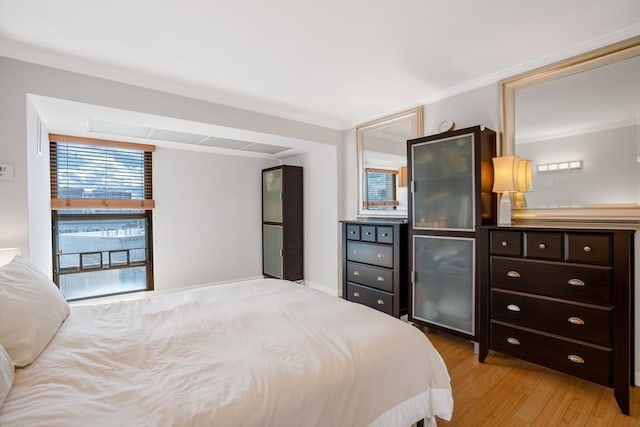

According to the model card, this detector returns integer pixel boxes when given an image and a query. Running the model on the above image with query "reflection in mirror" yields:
[357,107,424,217]
[501,37,640,219]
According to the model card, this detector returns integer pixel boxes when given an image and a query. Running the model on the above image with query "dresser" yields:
[341,220,408,318]
[478,226,634,414]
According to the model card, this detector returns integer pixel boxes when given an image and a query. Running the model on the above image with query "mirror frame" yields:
[500,36,640,222]
[356,106,424,218]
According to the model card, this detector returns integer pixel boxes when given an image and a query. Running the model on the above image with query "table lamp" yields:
[492,156,520,226]
[514,158,532,208]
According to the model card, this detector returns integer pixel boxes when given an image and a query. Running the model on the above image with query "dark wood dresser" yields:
[478,226,634,414]
[341,220,408,318]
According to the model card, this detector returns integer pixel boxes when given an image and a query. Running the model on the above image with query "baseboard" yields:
[304,280,339,297]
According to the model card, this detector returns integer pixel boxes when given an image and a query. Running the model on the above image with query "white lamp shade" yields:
[0,248,20,267]
[517,159,532,192]
[492,156,520,193]
[397,166,408,188]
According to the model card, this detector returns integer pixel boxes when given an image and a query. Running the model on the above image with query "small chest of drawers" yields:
[341,220,408,317]
[478,226,634,414]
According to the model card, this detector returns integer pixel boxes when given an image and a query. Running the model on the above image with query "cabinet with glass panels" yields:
[408,126,496,340]
[262,165,303,281]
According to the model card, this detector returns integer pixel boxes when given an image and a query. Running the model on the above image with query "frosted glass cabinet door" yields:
[411,134,475,230]
[263,224,283,278]
[413,235,475,335]
[263,168,283,223]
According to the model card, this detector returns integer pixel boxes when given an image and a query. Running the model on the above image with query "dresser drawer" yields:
[346,262,393,292]
[525,232,563,260]
[361,226,376,242]
[491,290,612,347]
[346,224,360,240]
[491,231,523,256]
[346,241,393,268]
[491,322,611,386]
[377,226,394,244]
[567,234,611,265]
[491,257,612,305]
[346,282,393,315]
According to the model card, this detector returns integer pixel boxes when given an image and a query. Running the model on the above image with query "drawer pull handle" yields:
[568,355,585,364]
[377,253,384,258]
[507,304,521,312]
[568,278,585,287]
[377,276,384,282]
[568,317,585,325]
[377,299,384,305]
[507,337,520,345]
[353,250,359,254]
[539,243,547,249]
[353,271,360,276]
[507,271,521,278]
[350,230,356,234]
[583,245,592,253]
[365,232,371,235]
[382,233,388,237]
[501,241,509,247]
[353,292,360,298]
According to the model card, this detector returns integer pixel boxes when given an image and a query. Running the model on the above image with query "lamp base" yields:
[498,193,512,226]
[513,191,527,209]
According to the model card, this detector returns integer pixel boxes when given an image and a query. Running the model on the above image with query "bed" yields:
[0,257,453,426]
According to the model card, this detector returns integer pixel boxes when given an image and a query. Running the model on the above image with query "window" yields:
[364,168,399,210]
[49,134,155,300]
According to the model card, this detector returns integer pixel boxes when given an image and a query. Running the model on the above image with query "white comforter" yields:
[1,278,452,426]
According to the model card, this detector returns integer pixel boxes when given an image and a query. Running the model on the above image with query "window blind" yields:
[50,134,155,210]
[365,168,398,209]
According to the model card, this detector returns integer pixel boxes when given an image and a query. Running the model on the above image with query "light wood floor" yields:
[424,330,640,426]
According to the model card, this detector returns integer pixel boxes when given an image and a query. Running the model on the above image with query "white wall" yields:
[0,56,341,292]
[341,128,357,220]
[424,84,499,137]
[282,144,340,295]
[25,98,53,276]
[153,148,276,290]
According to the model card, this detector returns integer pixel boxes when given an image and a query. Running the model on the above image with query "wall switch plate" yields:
[0,164,14,181]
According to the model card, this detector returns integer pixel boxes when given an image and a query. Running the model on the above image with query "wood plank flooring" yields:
[424,330,640,426]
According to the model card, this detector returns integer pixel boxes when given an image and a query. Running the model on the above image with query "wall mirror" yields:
[356,106,424,217]
[501,36,640,221]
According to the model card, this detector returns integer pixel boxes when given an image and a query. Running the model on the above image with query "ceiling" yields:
[1,1,639,131]
[28,94,320,158]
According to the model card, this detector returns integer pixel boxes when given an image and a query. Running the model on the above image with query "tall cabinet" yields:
[408,126,496,340]
[262,165,303,281]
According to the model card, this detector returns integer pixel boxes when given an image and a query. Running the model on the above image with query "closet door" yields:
[263,168,283,223]
[263,224,283,278]
[412,235,475,336]
[411,133,475,231]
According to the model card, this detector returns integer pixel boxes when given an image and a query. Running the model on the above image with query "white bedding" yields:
[0,278,452,426]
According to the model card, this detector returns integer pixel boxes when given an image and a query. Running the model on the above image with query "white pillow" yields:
[0,256,70,367]
[0,345,14,405]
